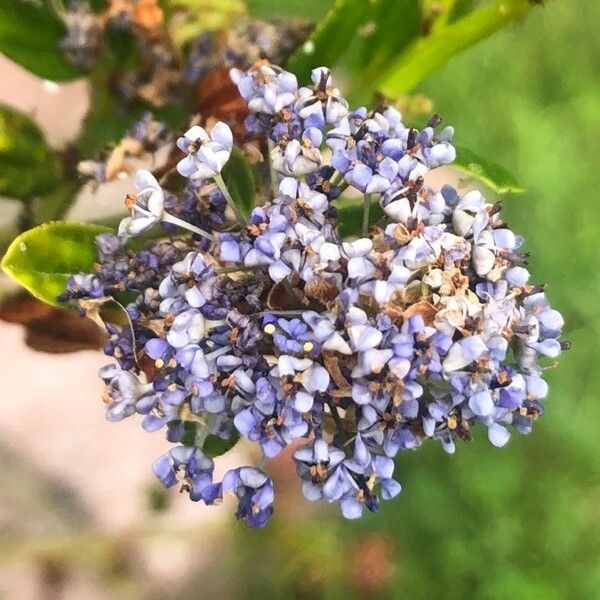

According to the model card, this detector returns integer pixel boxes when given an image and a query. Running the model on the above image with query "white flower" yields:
[118,169,164,237]
[342,239,375,279]
[176,121,233,180]
[270,139,322,176]
[294,67,349,125]
[231,64,298,114]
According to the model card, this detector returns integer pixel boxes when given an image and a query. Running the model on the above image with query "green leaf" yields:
[1,222,110,306]
[447,0,479,22]
[180,420,241,457]
[0,104,62,200]
[0,0,82,81]
[335,197,384,239]
[221,148,256,219]
[287,0,422,94]
[245,0,333,20]
[203,431,241,458]
[453,145,525,194]
[347,0,422,90]
[376,0,535,96]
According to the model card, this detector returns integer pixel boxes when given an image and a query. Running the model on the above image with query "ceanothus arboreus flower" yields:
[176,122,233,180]
[294,67,349,125]
[230,62,298,114]
[63,61,567,527]
[118,169,165,237]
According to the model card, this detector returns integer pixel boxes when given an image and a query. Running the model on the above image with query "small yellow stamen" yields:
[264,323,276,335]
[154,359,164,369]
[303,341,314,353]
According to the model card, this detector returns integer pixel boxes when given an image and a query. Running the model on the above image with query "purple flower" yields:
[99,364,156,422]
[69,61,566,527]
[293,439,346,501]
[234,402,308,457]
[152,446,214,501]
[215,467,275,527]
[231,63,298,115]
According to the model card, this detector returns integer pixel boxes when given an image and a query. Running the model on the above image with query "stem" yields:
[267,139,281,198]
[216,265,265,275]
[362,194,372,236]
[331,170,344,186]
[252,309,305,318]
[17,198,34,233]
[162,212,214,241]
[214,173,247,229]
[196,414,216,448]
[110,299,139,363]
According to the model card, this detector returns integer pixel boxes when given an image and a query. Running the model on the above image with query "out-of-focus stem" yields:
[362,194,372,236]
[267,139,281,198]
[162,212,214,241]
[214,174,248,229]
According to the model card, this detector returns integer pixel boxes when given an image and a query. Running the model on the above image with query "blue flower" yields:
[152,446,214,501]
[234,402,309,457]
[216,467,275,527]
[231,63,298,115]
[99,364,157,422]
[67,61,567,527]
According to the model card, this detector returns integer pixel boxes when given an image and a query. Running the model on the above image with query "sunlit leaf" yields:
[286,0,365,83]
[245,0,333,20]
[1,222,110,306]
[454,145,525,194]
[222,147,256,219]
[0,104,62,200]
[287,0,422,90]
[447,0,479,22]
[0,0,82,81]
[376,0,535,96]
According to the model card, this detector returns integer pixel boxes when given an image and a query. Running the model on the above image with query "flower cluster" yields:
[64,62,566,527]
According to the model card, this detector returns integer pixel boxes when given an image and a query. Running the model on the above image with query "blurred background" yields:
[0,0,598,598]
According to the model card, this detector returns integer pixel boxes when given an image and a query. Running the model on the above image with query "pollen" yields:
[124,193,137,209]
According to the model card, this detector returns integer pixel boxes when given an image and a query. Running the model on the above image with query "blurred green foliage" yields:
[0,104,62,200]
[221,2,600,598]
[0,0,82,81]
